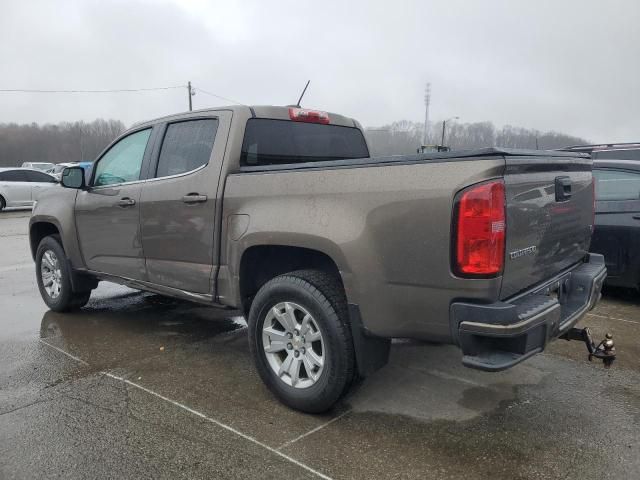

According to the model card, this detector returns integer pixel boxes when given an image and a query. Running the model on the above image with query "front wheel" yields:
[248,270,355,413]
[36,236,92,312]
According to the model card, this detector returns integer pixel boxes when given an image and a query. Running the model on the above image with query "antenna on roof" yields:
[296,80,310,107]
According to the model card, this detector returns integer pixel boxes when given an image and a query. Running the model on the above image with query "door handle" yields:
[182,194,208,204]
[633,215,640,220]
[117,197,136,207]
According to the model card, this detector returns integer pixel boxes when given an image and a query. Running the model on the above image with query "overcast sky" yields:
[1,0,638,142]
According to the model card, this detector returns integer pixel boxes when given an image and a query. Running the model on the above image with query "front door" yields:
[75,127,154,280]
[140,114,228,294]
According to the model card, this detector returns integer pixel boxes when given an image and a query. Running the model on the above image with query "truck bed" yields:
[239,147,589,173]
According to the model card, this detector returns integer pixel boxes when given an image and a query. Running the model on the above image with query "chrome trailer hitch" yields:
[560,327,616,368]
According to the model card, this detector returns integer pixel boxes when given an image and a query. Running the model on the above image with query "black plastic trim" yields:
[348,304,391,378]
[452,253,606,371]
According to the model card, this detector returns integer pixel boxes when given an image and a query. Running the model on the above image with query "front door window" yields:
[94,129,151,186]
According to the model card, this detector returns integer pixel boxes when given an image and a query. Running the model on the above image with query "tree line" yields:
[0,117,589,168]
[365,120,588,156]
[0,119,125,167]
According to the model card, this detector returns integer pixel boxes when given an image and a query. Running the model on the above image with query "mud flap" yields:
[348,304,391,377]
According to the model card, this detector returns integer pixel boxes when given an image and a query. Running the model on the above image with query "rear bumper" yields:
[451,253,606,371]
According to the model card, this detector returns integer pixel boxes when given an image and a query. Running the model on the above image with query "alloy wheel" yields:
[262,301,325,389]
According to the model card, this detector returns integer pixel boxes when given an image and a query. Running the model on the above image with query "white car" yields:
[0,168,58,210]
[21,162,55,172]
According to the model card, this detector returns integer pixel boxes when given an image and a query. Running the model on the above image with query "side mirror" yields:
[61,167,86,189]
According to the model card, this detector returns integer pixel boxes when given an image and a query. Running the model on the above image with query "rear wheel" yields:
[36,236,92,311]
[0,196,5,211]
[248,270,355,413]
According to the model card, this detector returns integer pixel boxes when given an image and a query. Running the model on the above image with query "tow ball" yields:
[561,327,616,368]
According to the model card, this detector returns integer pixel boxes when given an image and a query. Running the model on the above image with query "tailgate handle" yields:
[555,176,572,201]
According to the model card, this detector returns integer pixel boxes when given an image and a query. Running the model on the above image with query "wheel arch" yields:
[30,218,98,293]
[238,244,345,316]
[30,221,61,260]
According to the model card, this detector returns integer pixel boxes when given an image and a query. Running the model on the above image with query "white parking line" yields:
[587,312,640,326]
[39,339,89,365]
[38,339,334,480]
[277,410,350,451]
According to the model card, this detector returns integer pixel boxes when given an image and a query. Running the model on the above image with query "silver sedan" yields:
[0,168,59,210]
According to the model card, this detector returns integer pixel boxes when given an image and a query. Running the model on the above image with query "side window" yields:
[593,149,640,161]
[155,119,218,178]
[594,169,640,201]
[93,129,152,187]
[0,170,28,182]
[25,171,56,183]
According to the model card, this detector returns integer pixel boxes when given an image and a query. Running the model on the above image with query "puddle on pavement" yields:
[38,291,248,371]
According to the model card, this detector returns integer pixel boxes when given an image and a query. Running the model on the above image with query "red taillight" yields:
[454,180,506,276]
[288,107,330,124]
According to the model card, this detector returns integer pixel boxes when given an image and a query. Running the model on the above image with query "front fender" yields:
[29,188,84,269]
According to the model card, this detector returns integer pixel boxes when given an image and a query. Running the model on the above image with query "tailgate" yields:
[500,154,593,299]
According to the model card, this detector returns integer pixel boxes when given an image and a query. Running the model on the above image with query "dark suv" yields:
[563,143,640,289]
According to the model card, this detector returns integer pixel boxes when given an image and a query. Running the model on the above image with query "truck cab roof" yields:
[132,105,362,131]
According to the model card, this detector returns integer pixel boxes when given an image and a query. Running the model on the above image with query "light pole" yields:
[441,116,459,147]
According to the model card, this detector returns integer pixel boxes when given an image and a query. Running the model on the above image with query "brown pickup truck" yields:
[30,105,607,412]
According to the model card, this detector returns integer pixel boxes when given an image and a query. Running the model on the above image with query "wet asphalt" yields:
[0,209,638,480]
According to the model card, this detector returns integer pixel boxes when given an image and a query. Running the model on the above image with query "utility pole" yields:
[188,81,193,111]
[423,83,431,145]
[441,116,459,147]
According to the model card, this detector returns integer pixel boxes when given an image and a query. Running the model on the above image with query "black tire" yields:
[0,196,5,211]
[248,269,355,413]
[36,235,92,312]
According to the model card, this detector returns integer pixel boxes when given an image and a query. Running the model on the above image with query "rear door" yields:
[75,127,155,280]
[0,170,32,206]
[139,113,230,294]
[500,154,593,299]
[591,168,640,285]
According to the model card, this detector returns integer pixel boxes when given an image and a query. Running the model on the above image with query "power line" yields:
[0,82,247,110]
[194,87,246,106]
[0,85,186,93]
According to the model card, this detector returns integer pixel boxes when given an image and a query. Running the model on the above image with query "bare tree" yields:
[0,119,126,167]
[366,119,589,156]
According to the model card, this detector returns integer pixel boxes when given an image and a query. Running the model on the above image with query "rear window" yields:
[593,149,640,160]
[594,169,640,201]
[241,119,369,166]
